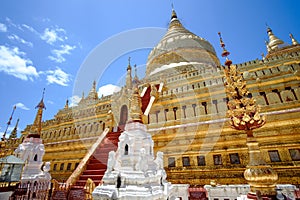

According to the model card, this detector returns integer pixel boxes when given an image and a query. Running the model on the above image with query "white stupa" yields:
[92,86,174,200]
[13,90,51,199]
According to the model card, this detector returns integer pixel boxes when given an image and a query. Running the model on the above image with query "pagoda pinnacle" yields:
[289,33,299,45]
[169,7,182,29]
[86,81,98,100]
[266,26,284,50]
[29,88,46,138]
[64,99,69,109]
[171,6,177,20]
[126,57,132,89]
[9,118,19,139]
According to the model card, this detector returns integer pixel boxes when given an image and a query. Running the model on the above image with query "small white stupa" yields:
[92,86,173,200]
[13,90,51,199]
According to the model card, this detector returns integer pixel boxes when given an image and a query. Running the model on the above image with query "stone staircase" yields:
[73,131,121,188]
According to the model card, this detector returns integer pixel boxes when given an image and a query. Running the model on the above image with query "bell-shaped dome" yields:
[146,9,220,77]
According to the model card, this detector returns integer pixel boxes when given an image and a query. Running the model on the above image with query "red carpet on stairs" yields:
[73,131,121,188]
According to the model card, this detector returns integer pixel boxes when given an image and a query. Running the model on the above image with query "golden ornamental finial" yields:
[218,32,232,67]
[218,32,265,134]
[127,57,132,71]
[171,4,177,20]
[218,32,276,197]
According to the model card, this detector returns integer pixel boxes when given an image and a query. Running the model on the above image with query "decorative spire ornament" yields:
[218,32,278,198]
[126,57,132,89]
[169,6,182,29]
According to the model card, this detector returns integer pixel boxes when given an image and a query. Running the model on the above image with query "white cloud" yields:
[14,102,30,110]
[22,24,39,35]
[0,23,7,32]
[69,95,81,107]
[8,34,33,47]
[41,27,66,45]
[97,84,121,97]
[5,17,23,31]
[45,67,70,86]
[48,44,76,63]
[0,45,39,81]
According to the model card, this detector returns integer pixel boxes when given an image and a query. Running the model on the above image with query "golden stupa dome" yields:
[146,9,220,77]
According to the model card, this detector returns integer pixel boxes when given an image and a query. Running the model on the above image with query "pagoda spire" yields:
[169,6,182,29]
[87,80,98,100]
[64,98,69,109]
[266,26,284,51]
[126,57,132,89]
[29,88,46,138]
[9,118,19,139]
[289,33,299,45]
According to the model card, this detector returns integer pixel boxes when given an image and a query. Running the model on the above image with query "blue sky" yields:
[0,0,299,138]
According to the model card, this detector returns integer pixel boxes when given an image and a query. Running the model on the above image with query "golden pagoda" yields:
[1,9,300,194]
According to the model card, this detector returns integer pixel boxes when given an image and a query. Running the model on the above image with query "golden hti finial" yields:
[2,105,17,141]
[126,57,133,89]
[127,56,132,71]
[171,3,177,19]
[169,4,182,29]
